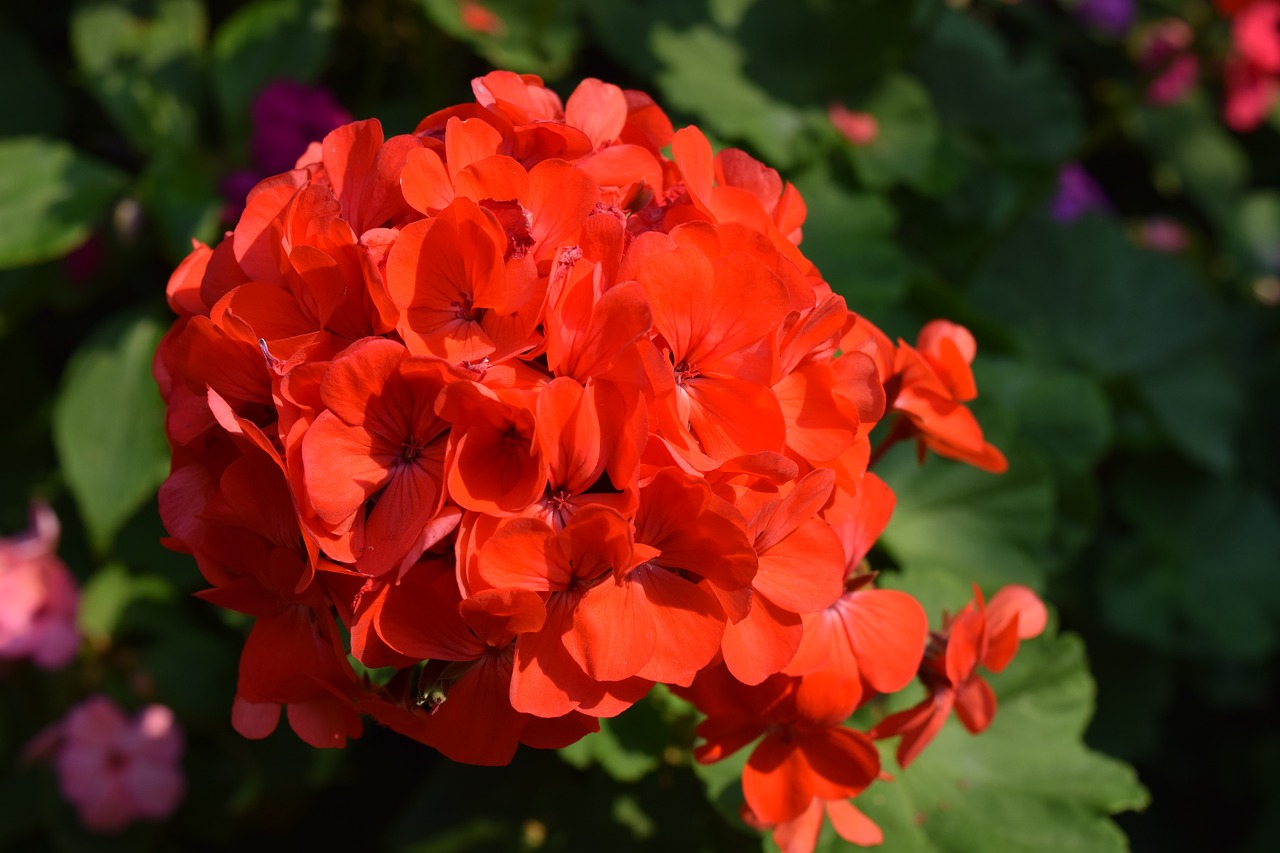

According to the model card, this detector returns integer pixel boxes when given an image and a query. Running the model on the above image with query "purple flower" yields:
[250,79,352,175]
[1048,163,1112,223]
[1073,0,1135,36]
[222,79,352,222]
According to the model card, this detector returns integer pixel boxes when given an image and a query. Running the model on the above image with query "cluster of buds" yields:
[154,71,1040,850]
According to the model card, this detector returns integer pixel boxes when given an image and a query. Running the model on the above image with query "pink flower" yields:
[828,104,879,146]
[1139,20,1199,106]
[0,502,80,670]
[1135,217,1189,253]
[459,0,504,35]
[49,695,185,833]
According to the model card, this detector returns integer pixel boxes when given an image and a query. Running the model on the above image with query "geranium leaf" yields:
[417,0,581,80]
[877,443,1055,615]
[844,630,1149,852]
[71,0,207,154]
[53,309,170,554]
[847,75,940,191]
[210,0,339,142]
[0,138,126,269]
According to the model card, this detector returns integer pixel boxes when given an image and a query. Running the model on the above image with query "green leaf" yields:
[559,686,692,782]
[1129,93,1248,226]
[0,20,68,137]
[852,631,1148,852]
[793,169,909,313]
[417,0,581,80]
[78,562,176,644]
[976,360,1112,476]
[650,21,814,169]
[0,138,126,269]
[52,309,170,554]
[1101,464,1280,660]
[559,716,661,783]
[1132,350,1240,473]
[210,0,339,140]
[71,0,208,154]
[971,216,1221,378]
[912,10,1081,164]
[877,444,1055,613]
[1238,191,1280,273]
[847,75,939,191]
[136,150,224,261]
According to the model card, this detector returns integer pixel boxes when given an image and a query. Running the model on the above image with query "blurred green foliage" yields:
[2,0,1279,850]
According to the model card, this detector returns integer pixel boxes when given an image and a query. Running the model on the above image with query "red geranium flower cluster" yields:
[154,70,1040,849]
[1217,0,1280,130]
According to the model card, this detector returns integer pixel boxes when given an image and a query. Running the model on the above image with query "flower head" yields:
[1048,162,1111,222]
[0,502,80,670]
[828,104,879,146]
[1072,0,1135,36]
[43,695,185,833]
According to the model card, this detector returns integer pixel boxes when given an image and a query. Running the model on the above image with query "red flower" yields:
[156,73,1016,838]
[876,319,1008,473]
[686,666,879,826]
[871,585,1047,768]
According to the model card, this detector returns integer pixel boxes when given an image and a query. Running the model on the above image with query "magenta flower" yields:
[49,695,185,833]
[0,502,80,670]
[1072,0,1135,36]
[1048,163,1112,222]
[222,79,352,221]
[250,79,352,175]
[1140,20,1200,106]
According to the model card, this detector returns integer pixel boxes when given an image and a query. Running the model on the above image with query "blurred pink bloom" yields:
[1147,54,1200,105]
[828,104,879,146]
[0,502,80,670]
[1136,217,1190,253]
[50,695,185,833]
[1139,20,1199,106]
[459,0,504,35]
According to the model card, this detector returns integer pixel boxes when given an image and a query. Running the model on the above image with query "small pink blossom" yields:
[1147,54,1200,105]
[459,0,504,35]
[1139,20,1199,106]
[828,104,879,146]
[0,502,80,670]
[47,695,185,833]
[1135,217,1190,253]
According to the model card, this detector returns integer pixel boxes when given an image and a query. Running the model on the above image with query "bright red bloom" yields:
[301,338,457,577]
[157,73,1017,841]
[686,665,879,826]
[878,319,1008,473]
[871,585,1047,768]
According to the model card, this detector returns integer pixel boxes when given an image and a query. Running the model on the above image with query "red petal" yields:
[954,674,997,734]
[840,589,928,694]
